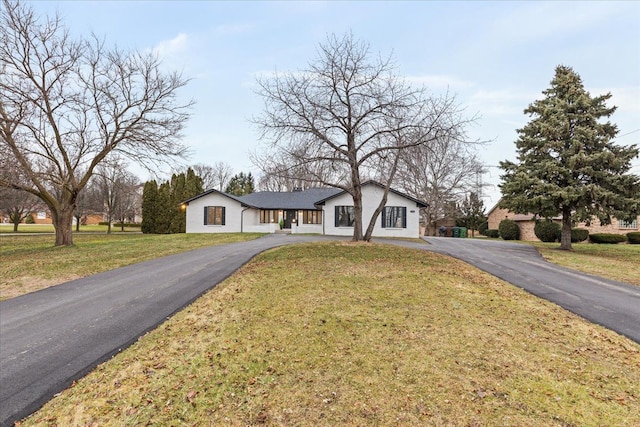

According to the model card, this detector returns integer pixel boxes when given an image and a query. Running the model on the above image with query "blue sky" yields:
[30,1,640,208]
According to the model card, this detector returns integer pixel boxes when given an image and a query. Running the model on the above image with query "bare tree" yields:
[73,179,101,231]
[0,1,192,245]
[189,161,233,191]
[94,156,140,234]
[0,186,39,231]
[251,145,344,191]
[253,33,470,241]
[394,133,486,235]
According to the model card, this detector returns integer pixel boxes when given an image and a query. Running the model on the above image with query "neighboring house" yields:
[487,199,639,241]
[183,181,429,238]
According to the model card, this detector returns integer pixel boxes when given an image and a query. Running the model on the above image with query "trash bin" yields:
[452,226,460,238]
[460,227,467,238]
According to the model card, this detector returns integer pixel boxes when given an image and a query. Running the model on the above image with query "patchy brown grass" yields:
[0,233,263,300]
[20,242,640,426]
[531,242,640,286]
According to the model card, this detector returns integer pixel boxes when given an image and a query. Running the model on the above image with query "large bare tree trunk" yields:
[52,206,75,246]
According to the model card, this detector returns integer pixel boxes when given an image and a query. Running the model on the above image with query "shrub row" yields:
[589,233,627,244]
[485,229,499,238]
[626,232,640,244]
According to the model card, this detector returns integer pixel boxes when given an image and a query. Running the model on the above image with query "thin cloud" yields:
[153,33,189,58]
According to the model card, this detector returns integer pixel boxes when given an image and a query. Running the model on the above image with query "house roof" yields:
[238,187,342,210]
[182,181,428,210]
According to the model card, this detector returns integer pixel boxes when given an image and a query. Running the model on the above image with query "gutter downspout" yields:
[241,207,249,233]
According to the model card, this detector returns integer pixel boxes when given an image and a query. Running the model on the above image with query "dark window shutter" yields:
[382,208,387,228]
[335,206,339,227]
[204,206,208,225]
[221,207,226,225]
[402,207,407,228]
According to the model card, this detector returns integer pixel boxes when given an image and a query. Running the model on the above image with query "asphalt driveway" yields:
[1,234,638,426]
[0,234,333,427]
[416,237,640,344]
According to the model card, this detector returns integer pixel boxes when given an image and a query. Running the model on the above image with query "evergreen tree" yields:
[155,182,172,234]
[499,65,640,250]
[141,180,158,234]
[458,192,486,237]
[225,172,255,196]
[141,168,204,234]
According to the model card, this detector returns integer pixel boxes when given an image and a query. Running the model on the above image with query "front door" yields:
[283,210,297,229]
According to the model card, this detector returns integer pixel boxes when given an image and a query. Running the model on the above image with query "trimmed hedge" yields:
[571,228,589,243]
[499,219,520,240]
[534,220,560,242]
[627,232,640,244]
[589,233,627,244]
[486,229,499,238]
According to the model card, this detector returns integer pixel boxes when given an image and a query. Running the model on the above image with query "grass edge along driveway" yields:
[19,242,640,427]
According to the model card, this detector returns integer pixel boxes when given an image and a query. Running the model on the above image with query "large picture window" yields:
[302,210,322,224]
[204,206,225,225]
[335,206,355,227]
[382,206,406,228]
[260,209,278,224]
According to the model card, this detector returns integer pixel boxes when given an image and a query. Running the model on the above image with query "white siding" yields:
[185,193,243,233]
[323,185,421,238]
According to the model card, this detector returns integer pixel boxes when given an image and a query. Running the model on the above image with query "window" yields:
[302,210,322,224]
[37,211,47,219]
[382,206,406,228]
[204,206,225,225]
[335,206,355,227]
[619,219,638,229]
[260,209,278,224]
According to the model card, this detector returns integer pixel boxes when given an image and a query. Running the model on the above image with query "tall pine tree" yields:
[499,65,640,250]
[141,180,158,234]
[141,168,204,234]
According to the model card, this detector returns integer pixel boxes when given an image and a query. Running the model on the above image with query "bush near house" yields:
[627,232,640,244]
[478,220,488,236]
[589,233,627,244]
[485,229,499,238]
[534,220,560,242]
[499,219,519,240]
[571,228,589,243]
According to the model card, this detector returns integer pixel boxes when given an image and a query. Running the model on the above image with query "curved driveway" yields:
[1,235,639,426]
[416,237,640,344]
[0,234,333,427]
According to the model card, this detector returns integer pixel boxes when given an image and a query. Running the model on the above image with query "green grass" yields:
[531,242,640,286]
[20,242,640,426]
[0,233,264,300]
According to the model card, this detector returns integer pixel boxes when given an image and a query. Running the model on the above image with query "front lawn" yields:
[20,242,640,426]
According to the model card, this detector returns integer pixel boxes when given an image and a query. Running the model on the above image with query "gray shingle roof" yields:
[183,181,428,210]
[237,187,342,210]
